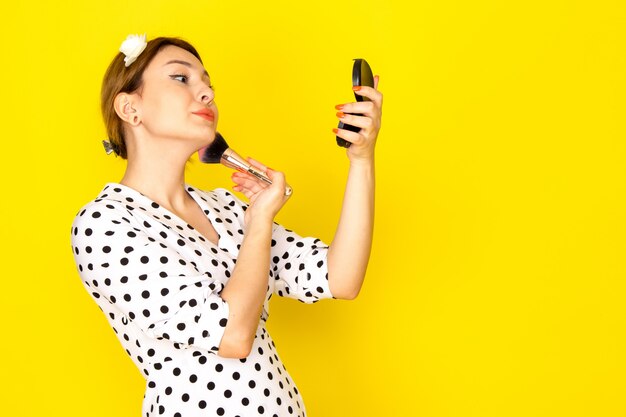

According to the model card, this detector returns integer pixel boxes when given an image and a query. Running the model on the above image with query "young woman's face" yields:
[136,45,218,150]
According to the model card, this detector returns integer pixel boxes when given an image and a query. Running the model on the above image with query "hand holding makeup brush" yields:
[231,157,290,226]
[198,133,292,196]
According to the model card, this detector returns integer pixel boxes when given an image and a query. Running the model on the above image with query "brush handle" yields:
[247,167,293,196]
[221,152,292,196]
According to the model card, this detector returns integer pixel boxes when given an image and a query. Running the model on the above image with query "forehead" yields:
[149,45,206,73]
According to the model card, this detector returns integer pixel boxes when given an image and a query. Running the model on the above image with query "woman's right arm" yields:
[218,165,289,358]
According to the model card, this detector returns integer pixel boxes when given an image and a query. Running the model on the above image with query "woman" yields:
[71,35,382,417]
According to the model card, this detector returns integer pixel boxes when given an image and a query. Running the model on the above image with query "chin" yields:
[193,131,217,151]
[205,130,218,145]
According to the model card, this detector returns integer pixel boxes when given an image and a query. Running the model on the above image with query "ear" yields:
[113,92,142,126]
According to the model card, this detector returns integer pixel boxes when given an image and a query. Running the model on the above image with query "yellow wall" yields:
[1,0,625,416]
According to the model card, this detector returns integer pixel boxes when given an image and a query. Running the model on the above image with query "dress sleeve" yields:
[270,223,335,303]
[71,202,230,354]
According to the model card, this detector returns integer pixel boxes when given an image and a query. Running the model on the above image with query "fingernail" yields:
[335,104,344,110]
[352,86,362,91]
[336,111,345,118]
[332,128,339,134]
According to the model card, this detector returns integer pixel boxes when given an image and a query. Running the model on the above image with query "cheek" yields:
[141,101,183,134]
[142,84,183,114]
[144,94,183,122]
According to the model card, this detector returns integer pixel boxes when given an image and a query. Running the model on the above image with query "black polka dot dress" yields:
[71,183,334,417]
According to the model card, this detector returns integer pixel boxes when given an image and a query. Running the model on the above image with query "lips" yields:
[192,109,215,121]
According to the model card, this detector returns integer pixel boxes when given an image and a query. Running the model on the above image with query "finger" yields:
[233,184,255,200]
[264,168,286,189]
[336,101,377,116]
[332,127,365,147]
[232,172,268,193]
[336,112,373,130]
[243,158,290,196]
[246,156,268,173]
[374,75,379,90]
[230,171,265,185]
[352,85,383,108]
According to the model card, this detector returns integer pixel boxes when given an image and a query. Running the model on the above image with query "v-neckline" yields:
[103,182,224,250]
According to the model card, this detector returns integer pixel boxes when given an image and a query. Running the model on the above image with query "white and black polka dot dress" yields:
[71,183,334,417]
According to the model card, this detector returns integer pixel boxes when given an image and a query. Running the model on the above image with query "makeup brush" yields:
[198,132,293,196]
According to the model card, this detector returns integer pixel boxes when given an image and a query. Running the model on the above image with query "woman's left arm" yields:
[328,76,383,300]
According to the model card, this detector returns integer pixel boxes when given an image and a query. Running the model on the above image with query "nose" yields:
[198,85,214,104]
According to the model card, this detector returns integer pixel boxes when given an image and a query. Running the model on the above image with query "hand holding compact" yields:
[334,59,383,162]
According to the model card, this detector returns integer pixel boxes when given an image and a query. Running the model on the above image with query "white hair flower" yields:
[119,34,147,67]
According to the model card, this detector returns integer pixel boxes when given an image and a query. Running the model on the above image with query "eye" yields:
[170,74,188,83]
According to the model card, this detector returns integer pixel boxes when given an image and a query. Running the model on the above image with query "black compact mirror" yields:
[337,58,374,148]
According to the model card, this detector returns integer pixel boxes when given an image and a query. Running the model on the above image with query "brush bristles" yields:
[199,133,229,163]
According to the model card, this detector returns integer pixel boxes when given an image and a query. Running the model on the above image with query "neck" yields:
[120,141,195,212]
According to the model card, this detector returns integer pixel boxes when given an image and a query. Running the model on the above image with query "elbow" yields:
[217,340,252,359]
[328,265,366,301]
[338,288,361,301]
[217,330,254,359]
[330,280,363,301]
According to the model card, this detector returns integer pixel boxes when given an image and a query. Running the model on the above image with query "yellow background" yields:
[1,0,625,416]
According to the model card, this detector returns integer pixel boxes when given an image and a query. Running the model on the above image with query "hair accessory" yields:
[119,34,147,67]
[102,139,117,156]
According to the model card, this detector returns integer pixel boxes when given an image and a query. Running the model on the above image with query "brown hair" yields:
[101,37,203,159]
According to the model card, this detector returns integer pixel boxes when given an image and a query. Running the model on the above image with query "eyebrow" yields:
[164,60,210,79]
